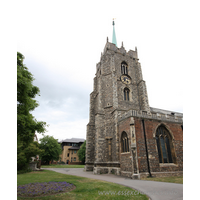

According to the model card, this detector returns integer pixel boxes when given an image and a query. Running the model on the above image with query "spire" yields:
[112,19,117,47]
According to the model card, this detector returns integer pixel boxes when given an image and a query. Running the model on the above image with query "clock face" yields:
[121,75,131,84]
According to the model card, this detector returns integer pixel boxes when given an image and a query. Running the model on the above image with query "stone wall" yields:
[120,153,132,172]
[118,117,134,177]
[93,167,121,175]
[85,124,95,167]
[140,171,183,178]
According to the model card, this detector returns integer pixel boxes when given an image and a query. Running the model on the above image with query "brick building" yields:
[59,138,85,164]
[85,20,183,179]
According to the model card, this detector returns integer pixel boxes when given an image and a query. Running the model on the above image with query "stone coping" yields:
[118,109,183,124]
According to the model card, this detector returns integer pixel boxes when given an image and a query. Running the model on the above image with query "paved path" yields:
[42,168,183,200]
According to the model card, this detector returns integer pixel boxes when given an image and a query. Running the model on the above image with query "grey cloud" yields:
[24,55,91,129]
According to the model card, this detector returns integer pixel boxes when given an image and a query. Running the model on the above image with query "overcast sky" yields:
[16,0,199,142]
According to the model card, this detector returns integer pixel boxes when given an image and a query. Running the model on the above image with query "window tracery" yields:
[121,132,129,153]
[124,88,130,101]
[121,61,128,75]
[156,126,173,163]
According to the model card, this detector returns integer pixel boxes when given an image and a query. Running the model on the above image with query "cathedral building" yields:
[85,21,183,179]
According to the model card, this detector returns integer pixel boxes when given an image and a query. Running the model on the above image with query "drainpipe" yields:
[142,119,152,177]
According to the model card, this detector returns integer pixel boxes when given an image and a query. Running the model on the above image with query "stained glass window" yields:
[156,126,174,163]
[156,136,162,163]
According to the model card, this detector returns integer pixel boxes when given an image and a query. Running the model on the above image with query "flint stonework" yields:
[85,41,183,179]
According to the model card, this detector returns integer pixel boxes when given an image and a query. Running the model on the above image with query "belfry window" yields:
[121,132,129,153]
[156,126,173,163]
[121,61,128,75]
[124,88,130,101]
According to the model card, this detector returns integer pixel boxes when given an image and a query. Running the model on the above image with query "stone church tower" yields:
[85,21,183,179]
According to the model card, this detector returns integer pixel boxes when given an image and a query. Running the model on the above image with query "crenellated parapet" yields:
[103,40,138,58]
[118,108,183,124]
[96,40,139,73]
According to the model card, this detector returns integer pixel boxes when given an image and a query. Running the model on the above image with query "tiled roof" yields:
[150,107,183,117]
[59,138,85,143]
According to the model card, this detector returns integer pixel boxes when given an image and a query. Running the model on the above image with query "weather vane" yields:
[112,18,116,25]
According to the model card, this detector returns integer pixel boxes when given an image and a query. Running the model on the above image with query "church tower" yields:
[85,20,150,172]
[85,20,183,178]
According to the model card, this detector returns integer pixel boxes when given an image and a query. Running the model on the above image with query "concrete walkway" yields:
[42,168,183,200]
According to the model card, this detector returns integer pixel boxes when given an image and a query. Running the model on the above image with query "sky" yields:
[15,0,199,142]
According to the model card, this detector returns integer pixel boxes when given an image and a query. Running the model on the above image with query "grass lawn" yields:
[141,176,183,184]
[17,170,149,200]
[41,164,85,168]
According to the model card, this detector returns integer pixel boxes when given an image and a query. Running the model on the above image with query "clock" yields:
[121,75,131,84]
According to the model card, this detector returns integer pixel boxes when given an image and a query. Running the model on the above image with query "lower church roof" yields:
[150,107,183,117]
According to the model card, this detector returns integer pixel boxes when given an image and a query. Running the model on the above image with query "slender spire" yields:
[112,19,117,47]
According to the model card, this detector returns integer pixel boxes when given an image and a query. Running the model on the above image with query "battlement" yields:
[96,40,138,73]
[118,108,183,124]
[103,41,138,59]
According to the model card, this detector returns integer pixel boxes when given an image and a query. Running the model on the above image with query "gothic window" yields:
[156,126,173,163]
[124,88,130,101]
[121,132,129,153]
[121,61,128,75]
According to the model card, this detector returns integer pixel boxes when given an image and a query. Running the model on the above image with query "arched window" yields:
[156,126,173,163]
[121,132,129,153]
[121,61,128,75]
[124,88,130,101]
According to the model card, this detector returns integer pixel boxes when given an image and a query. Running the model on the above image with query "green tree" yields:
[39,135,62,164]
[17,52,47,171]
[77,140,86,163]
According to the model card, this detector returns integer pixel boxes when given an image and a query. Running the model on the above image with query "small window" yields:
[74,150,76,154]
[124,88,130,101]
[121,132,129,153]
[74,157,76,161]
[67,153,69,157]
[121,61,128,75]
